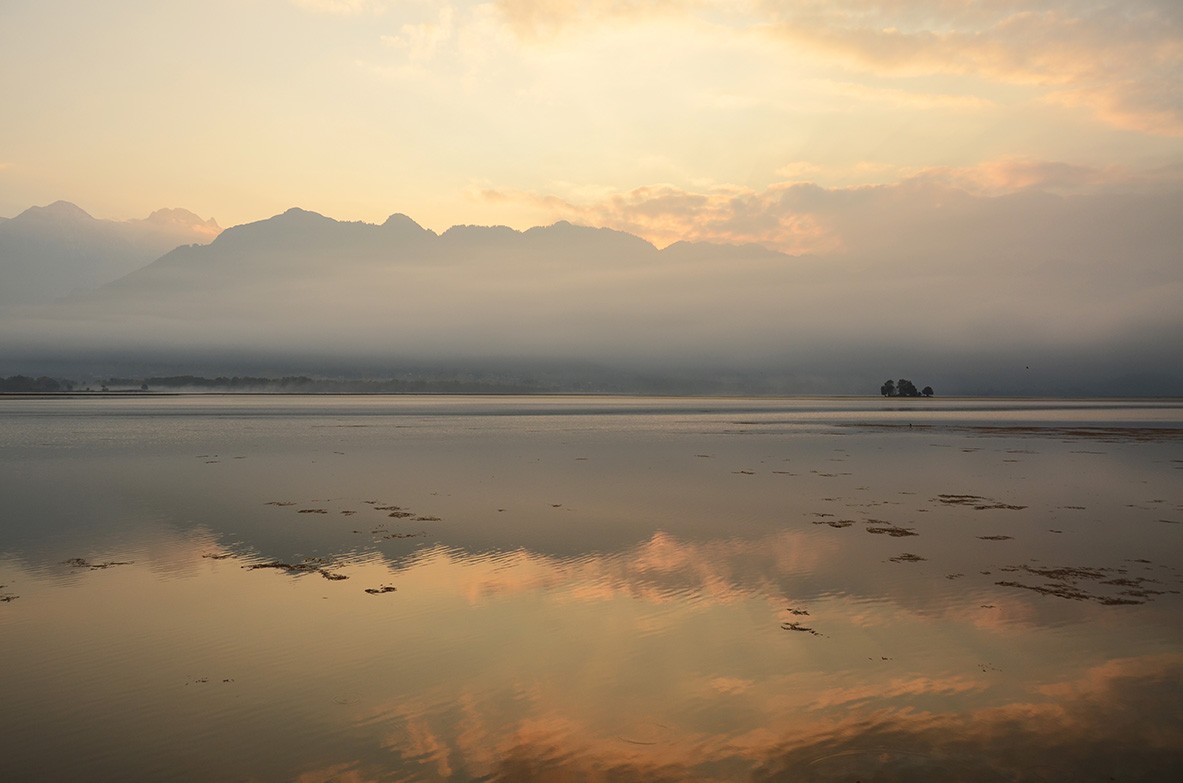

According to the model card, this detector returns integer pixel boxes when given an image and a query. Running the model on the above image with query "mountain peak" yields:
[275,207,343,224]
[142,208,221,237]
[16,200,94,222]
[383,212,425,230]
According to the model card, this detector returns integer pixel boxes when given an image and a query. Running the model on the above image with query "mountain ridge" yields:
[0,201,222,305]
[2,195,1179,397]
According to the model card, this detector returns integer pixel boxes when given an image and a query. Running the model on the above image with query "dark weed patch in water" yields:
[813,519,855,528]
[934,494,1026,510]
[62,558,133,570]
[992,563,1183,605]
[781,621,820,635]
[889,553,926,562]
[245,559,348,581]
[867,526,918,537]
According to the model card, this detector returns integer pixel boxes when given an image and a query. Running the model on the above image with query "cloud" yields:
[475,182,845,254]
[380,5,455,64]
[759,0,1183,135]
[492,0,701,38]
[290,0,391,14]
[479,2,1182,133]
[479,158,1183,255]
[825,80,996,111]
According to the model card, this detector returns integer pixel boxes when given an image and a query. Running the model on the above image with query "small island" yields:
[880,379,933,397]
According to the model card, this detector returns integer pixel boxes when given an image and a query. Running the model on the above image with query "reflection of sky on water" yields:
[1,397,1181,780]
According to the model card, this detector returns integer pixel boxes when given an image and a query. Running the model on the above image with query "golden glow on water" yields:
[1,397,1181,780]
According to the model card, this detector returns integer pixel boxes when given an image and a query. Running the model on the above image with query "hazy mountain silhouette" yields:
[0,201,220,305]
[1,196,1180,396]
[100,210,666,295]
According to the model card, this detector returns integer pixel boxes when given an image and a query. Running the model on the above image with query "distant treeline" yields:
[0,375,76,392]
[1,374,546,394]
[142,375,546,393]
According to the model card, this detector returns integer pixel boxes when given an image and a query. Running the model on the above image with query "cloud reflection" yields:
[326,653,1183,782]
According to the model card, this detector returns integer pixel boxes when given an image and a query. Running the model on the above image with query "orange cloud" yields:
[762,1,1183,135]
[473,157,1178,254]
[475,182,845,254]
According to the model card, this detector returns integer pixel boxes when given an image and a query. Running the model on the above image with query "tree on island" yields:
[880,378,933,397]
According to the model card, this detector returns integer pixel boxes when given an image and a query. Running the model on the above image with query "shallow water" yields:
[2,395,1182,782]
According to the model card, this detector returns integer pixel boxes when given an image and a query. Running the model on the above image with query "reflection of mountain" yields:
[0,201,220,305]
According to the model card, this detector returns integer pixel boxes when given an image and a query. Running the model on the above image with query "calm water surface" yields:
[1,396,1181,782]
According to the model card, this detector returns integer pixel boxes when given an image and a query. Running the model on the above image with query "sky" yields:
[2,0,1181,251]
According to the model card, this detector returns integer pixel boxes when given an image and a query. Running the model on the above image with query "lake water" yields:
[1,395,1181,782]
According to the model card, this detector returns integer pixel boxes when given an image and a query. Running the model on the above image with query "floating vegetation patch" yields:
[62,558,133,570]
[867,526,918,537]
[244,559,347,581]
[993,563,1180,605]
[365,586,397,595]
[994,580,1133,604]
[781,621,820,636]
[889,553,926,563]
[935,494,1026,510]
[978,535,1014,541]
[265,498,443,530]
[813,519,855,528]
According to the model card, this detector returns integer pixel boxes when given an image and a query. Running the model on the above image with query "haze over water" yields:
[2,395,1181,781]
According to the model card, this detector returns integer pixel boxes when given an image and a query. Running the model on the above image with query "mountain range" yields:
[0,201,220,306]
[1,193,1180,395]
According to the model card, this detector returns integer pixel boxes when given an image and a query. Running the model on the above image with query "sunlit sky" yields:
[2,0,1180,250]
